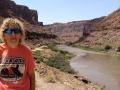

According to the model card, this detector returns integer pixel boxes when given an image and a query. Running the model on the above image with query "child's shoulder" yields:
[20,44,32,51]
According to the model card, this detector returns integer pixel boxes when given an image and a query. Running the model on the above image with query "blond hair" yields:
[0,18,25,43]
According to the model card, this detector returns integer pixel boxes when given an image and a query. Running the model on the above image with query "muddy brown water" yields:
[57,45,120,90]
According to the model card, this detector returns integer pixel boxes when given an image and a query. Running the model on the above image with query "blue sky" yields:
[12,0,120,25]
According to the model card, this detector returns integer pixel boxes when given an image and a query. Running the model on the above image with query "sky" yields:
[12,0,120,25]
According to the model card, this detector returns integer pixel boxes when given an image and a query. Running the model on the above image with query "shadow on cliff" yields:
[73,33,90,44]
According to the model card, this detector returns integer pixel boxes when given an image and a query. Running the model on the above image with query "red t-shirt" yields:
[0,43,35,90]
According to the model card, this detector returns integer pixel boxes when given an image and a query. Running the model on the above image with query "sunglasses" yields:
[4,28,22,34]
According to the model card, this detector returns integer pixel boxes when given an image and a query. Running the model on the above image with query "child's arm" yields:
[28,69,35,90]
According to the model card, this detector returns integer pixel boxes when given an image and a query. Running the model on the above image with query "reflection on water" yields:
[70,53,120,90]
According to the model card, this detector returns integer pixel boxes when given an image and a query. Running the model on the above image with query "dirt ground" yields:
[34,62,105,90]
[35,71,75,90]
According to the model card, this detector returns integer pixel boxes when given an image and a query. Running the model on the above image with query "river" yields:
[57,45,120,90]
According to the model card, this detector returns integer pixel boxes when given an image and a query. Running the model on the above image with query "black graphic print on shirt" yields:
[0,57,25,82]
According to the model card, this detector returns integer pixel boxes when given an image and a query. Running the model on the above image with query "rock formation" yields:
[0,0,42,25]
[44,17,105,43]
[79,8,120,48]
[0,0,58,48]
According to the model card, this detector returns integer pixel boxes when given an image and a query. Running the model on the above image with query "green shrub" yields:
[47,43,58,52]
[37,57,43,62]
[59,50,68,54]
[104,45,112,50]
[85,45,91,49]
[33,44,76,74]
[64,54,74,60]
[117,46,120,52]
[44,54,76,74]
[65,41,73,46]
[45,75,56,83]
[33,50,43,62]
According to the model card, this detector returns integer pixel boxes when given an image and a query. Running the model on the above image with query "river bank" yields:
[34,45,106,90]
[57,45,120,90]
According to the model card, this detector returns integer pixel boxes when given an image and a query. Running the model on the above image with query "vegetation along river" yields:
[57,45,120,90]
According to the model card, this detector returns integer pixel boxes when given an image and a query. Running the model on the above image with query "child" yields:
[0,18,35,90]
